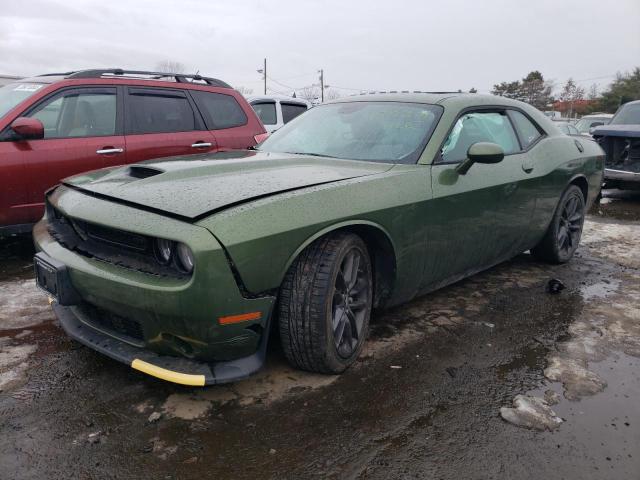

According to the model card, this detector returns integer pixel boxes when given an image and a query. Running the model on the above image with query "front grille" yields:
[46,203,189,279]
[72,218,149,251]
[79,302,145,343]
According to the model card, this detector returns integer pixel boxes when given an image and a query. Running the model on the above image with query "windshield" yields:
[611,103,640,125]
[575,117,610,133]
[258,101,443,163]
[0,83,46,118]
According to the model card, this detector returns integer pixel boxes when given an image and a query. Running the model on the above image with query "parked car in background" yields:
[246,95,311,133]
[574,113,613,136]
[592,100,640,190]
[0,69,267,236]
[33,93,603,385]
[552,120,580,136]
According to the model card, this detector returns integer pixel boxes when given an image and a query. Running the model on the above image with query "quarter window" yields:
[281,102,307,123]
[441,111,519,163]
[191,91,247,129]
[510,110,542,148]
[128,90,196,134]
[28,90,117,138]
[251,101,277,125]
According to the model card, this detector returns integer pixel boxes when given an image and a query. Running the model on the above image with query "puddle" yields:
[161,355,339,420]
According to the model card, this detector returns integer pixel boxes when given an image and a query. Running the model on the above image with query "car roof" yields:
[327,92,533,108]
[580,113,614,118]
[14,69,232,89]
[246,94,311,105]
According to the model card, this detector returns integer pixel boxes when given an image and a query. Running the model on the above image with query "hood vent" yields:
[128,165,165,179]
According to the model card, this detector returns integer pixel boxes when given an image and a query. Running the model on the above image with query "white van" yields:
[246,95,311,133]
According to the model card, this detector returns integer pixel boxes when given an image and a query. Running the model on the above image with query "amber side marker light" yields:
[219,311,262,325]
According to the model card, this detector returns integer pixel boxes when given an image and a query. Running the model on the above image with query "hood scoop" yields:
[128,165,165,179]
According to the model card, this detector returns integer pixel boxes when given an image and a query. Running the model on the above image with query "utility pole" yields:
[319,69,324,103]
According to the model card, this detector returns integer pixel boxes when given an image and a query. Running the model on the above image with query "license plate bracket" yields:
[34,252,81,306]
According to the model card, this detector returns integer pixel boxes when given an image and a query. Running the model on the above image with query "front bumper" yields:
[55,302,268,385]
[604,168,640,189]
[34,186,277,383]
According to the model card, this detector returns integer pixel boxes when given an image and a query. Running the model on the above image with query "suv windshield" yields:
[0,83,46,118]
[611,103,640,125]
[258,101,443,163]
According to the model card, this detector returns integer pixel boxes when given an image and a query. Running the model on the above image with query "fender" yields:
[280,219,398,290]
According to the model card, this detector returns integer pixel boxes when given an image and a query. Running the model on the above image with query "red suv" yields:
[0,69,267,235]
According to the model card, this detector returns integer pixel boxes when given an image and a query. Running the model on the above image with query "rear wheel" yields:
[278,232,373,373]
[531,185,585,264]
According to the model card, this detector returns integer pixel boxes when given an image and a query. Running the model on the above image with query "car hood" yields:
[62,151,393,220]
[591,124,640,138]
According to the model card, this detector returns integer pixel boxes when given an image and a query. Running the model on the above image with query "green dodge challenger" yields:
[33,93,604,385]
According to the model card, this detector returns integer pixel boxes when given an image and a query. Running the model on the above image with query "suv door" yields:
[124,87,217,163]
[423,109,537,290]
[281,102,308,124]
[250,100,279,133]
[0,86,124,225]
[189,90,255,149]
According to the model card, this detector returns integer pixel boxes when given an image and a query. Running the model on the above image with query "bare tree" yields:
[235,86,254,96]
[559,78,586,118]
[587,83,599,100]
[297,86,321,103]
[155,60,186,74]
[324,89,341,101]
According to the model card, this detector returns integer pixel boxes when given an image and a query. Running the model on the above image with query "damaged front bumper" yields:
[54,301,269,385]
[33,186,276,385]
[594,126,640,189]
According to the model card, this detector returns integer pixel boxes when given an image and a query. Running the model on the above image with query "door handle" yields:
[96,147,124,155]
[522,165,534,174]
[191,142,213,148]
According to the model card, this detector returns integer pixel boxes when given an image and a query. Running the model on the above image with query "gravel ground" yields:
[0,190,639,480]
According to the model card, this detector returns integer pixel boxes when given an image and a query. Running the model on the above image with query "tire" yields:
[278,232,373,374]
[531,185,585,264]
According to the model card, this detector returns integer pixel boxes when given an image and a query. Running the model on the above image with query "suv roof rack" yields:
[59,69,231,88]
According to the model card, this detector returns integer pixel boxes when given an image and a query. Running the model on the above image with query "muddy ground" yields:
[1,190,639,480]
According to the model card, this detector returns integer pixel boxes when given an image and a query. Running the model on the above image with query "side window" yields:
[281,102,307,124]
[251,101,277,125]
[127,89,196,134]
[190,91,247,129]
[28,90,117,139]
[441,111,519,163]
[510,110,542,148]
[567,124,579,135]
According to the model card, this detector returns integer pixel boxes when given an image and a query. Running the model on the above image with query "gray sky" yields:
[1,0,639,95]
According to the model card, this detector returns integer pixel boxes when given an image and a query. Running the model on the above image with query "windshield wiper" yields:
[284,151,339,159]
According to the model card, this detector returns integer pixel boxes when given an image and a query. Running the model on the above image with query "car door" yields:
[3,86,124,224]
[281,102,308,124]
[422,109,537,291]
[250,100,279,133]
[189,90,255,149]
[124,87,217,163]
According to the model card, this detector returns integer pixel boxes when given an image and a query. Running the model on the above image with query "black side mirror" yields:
[456,142,505,175]
[588,122,605,135]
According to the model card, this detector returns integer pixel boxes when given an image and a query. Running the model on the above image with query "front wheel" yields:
[278,232,373,374]
[531,185,585,264]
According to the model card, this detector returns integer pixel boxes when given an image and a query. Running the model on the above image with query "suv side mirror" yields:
[10,117,44,140]
[456,142,505,175]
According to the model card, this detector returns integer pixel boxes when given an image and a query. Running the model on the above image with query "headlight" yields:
[176,243,194,273]
[154,238,174,264]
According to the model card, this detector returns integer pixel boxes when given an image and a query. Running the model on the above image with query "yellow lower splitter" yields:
[131,359,206,386]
